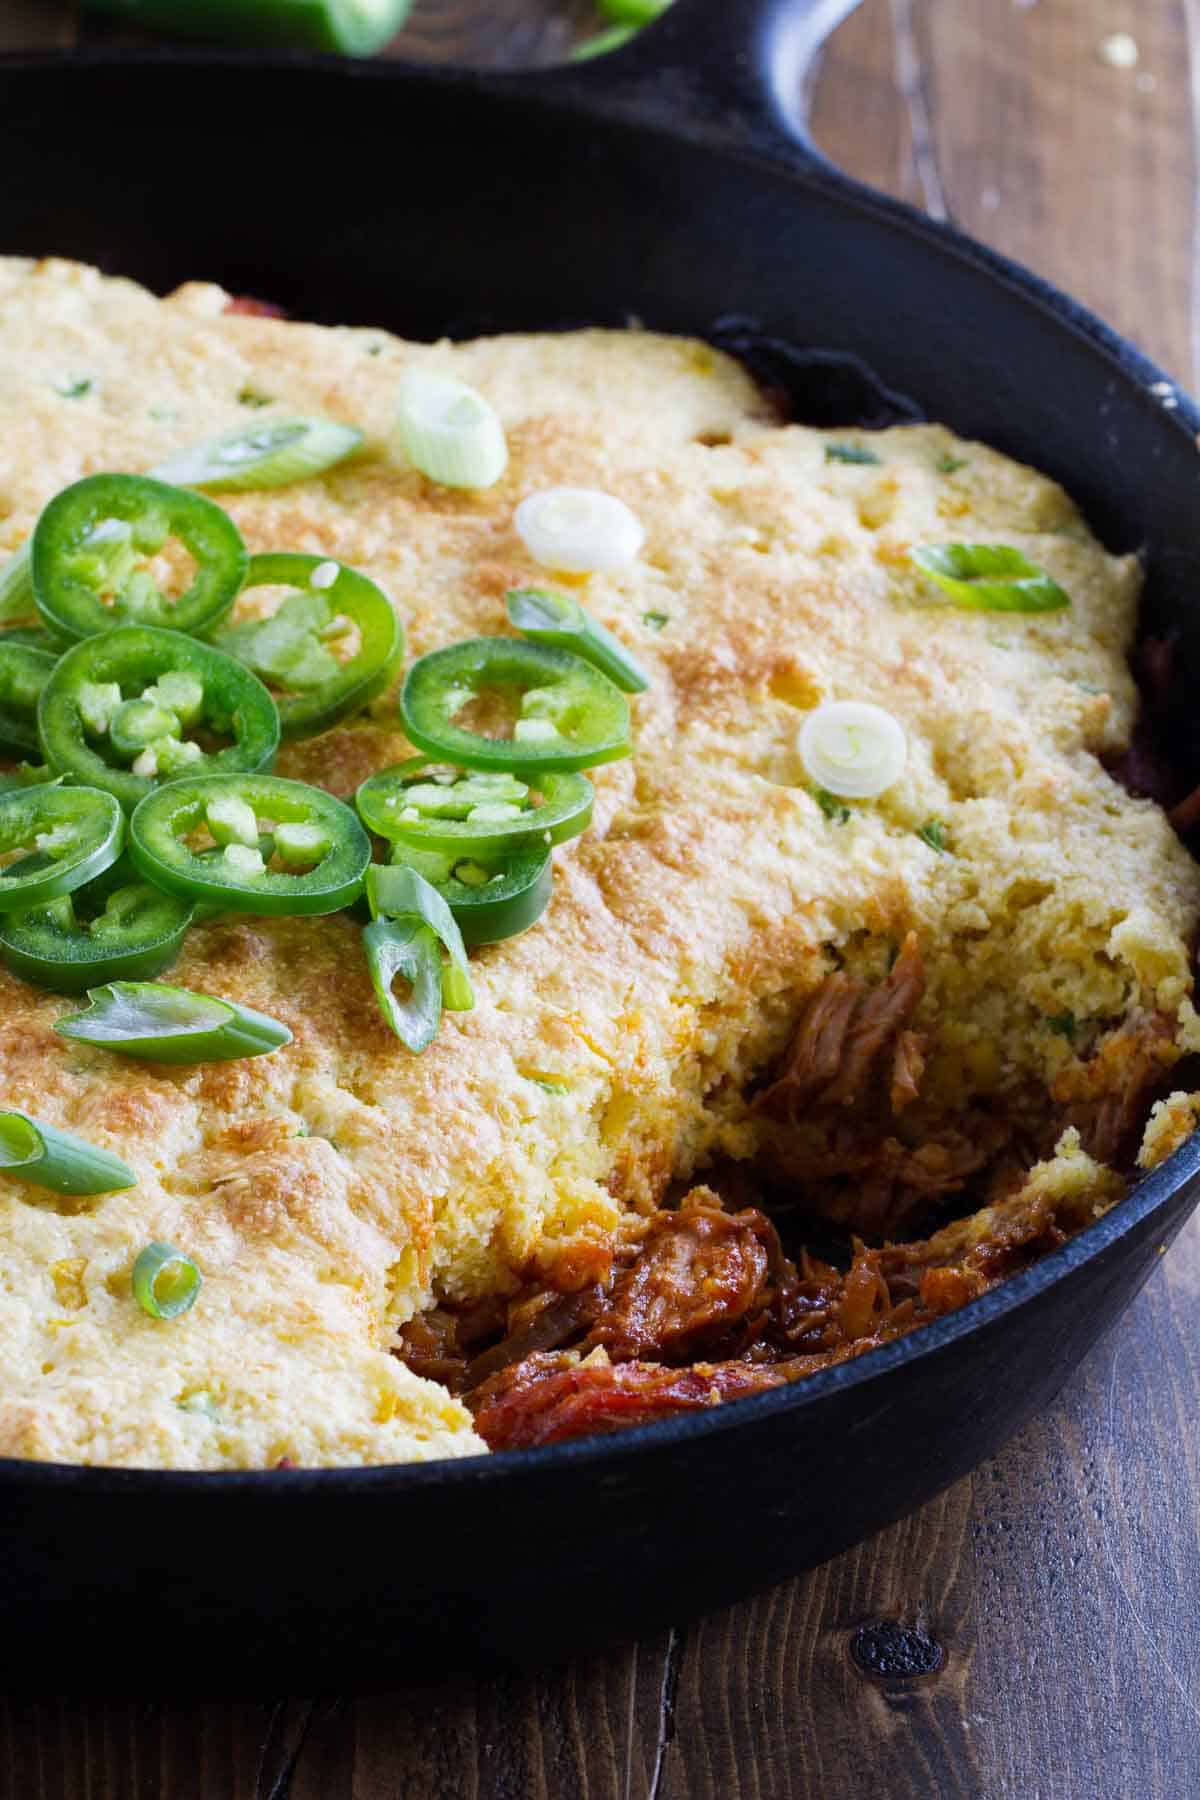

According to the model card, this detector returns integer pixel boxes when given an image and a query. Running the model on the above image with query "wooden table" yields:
[1,3,1198,1795]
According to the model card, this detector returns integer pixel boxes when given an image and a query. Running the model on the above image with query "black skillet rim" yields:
[1,43,1198,1493]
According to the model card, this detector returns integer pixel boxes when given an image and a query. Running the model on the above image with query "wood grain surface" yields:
[2,3,1199,1796]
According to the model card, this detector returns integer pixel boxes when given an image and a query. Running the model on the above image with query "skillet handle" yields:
[545,0,863,165]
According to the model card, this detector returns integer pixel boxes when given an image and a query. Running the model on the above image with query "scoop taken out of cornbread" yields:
[0,255,1197,1469]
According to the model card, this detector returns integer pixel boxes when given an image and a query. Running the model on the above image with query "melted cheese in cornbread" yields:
[0,256,1196,1469]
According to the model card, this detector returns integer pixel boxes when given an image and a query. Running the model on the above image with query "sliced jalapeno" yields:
[400,639,631,774]
[363,917,444,1053]
[367,864,474,1007]
[129,773,370,915]
[0,641,56,758]
[387,840,553,946]
[38,625,279,811]
[0,856,193,993]
[213,553,403,738]
[356,758,592,857]
[0,624,70,655]
[0,784,123,912]
[31,473,248,641]
[363,863,474,1048]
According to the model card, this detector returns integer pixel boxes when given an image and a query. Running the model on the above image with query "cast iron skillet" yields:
[2,0,1200,1691]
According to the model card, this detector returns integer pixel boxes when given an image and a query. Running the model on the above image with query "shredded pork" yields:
[396,926,1183,1451]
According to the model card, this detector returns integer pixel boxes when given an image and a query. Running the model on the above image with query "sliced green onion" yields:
[150,418,363,493]
[0,543,35,623]
[514,487,644,574]
[813,787,850,824]
[936,454,968,475]
[799,701,907,800]
[505,588,649,694]
[132,1242,201,1320]
[825,443,881,465]
[0,1109,135,1194]
[911,544,1070,613]
[55,981,292,1064]
[570,23,638,58]
[599,0,672,21]
[363,918,444,1052]
[395,370,508,490]
[367,863,475,1013]
[917,817,948,853]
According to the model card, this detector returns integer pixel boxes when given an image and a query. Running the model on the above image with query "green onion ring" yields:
[55,981,292,1064]
[0,1109,135,1195]
[505,587,649,694]
[150,417,363,493]
[910,543,1070,613]
[132,1242,201,1320]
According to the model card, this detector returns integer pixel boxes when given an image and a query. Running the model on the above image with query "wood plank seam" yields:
[647,1626,681,1800]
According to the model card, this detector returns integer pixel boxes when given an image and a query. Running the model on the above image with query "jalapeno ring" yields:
[31,473,248,641]
[213,552,404,738]
[38,625,280,811]
[0,784,123,912]
[356,757,592,857]
[0,856,194,992]
[0,640,57,758]
[400,638,631,774]
[129,773,370,916]
[387,840,553,946]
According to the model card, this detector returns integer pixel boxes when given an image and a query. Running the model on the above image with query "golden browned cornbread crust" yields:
[0,255,1197,1469]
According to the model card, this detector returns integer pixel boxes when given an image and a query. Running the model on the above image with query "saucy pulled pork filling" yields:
[399,932,1180,1450]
